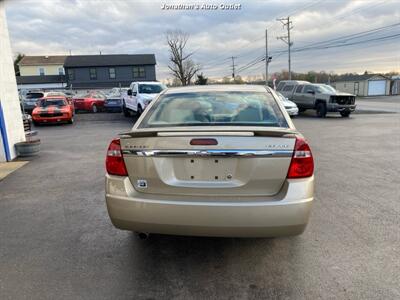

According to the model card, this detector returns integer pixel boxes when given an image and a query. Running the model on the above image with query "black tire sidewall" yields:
[316,103,327,118]
[137,105,143,116]
[340,110,351,117]
[123,101,130,117]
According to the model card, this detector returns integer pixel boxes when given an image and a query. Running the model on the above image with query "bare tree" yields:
[166,30,200,86]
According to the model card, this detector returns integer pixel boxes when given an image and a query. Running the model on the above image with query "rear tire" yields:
[340,110,351,117]
[122,101,130,117]
[316,102,327,118]
[137,105,143,116]
[92,104,98,113]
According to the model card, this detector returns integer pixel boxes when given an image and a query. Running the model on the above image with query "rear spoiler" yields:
[120,128,298,138]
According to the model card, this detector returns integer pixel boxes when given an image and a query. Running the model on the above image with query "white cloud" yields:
[5,0,400,80]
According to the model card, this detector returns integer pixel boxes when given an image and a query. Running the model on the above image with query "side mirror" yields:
[132,91,137,96]
[127,89,132,96]
[307,90,315,95]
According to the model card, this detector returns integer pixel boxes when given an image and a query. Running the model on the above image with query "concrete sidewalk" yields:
[356,95,400,113]
[0,161,28,181]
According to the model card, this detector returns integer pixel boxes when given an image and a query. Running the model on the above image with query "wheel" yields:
[122,101,130,117]
[316,102,327,118]
[137,105,143,116]
[92,104,98,113]
[33,121,40,126]
[68,116,74,124]
[340,110,351,117]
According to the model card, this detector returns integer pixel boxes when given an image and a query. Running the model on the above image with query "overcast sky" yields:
[5,0,400,80]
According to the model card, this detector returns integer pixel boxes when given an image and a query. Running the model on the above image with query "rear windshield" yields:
[38,99,67,107]
[26,93,44,99]
[139,84,166,94]
[140,91,288,128]
[47,92,64,96]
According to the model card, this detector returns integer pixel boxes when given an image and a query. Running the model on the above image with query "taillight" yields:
[190,138,218,146]
[287,137,314,179]
[106,138,128,176]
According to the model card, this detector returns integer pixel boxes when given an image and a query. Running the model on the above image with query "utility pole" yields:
[265,29,272,86]
[277,16,293,80]
[231,56,237,79]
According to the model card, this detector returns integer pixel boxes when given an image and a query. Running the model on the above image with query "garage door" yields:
[368,80,386,96]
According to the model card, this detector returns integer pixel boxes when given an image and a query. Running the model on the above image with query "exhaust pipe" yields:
[137,232,149,240]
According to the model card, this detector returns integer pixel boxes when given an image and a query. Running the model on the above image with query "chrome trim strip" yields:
[121,149,293,157]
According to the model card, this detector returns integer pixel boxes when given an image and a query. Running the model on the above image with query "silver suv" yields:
[277,81,356,117]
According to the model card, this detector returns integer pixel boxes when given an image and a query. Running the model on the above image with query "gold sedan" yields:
[105,85,314,238]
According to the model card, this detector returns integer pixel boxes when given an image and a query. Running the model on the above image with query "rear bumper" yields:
[104,105,122,112]
[327,103,356,112]
[285,107,299,116]
[33,115,71,123]
[105,174,314,237]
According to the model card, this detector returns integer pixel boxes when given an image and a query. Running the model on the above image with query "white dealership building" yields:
[0,1,25,162]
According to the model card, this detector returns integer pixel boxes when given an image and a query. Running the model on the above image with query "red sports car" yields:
[73,92,106,113]
[32,96,74,125]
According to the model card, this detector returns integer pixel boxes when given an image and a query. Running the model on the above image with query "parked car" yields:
[105,85,314,238]
[122,82,166,117]
[21,91,45,114]
[32,96,74,125]
[104,94,123,113]
[275,91,299,117]
[73,92,106,113]
[45,91,74,106]
[277,80,356,117]
[22,113,32,132]
[106,87,128,97]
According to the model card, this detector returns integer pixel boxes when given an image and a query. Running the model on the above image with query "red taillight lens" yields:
[190,138,218,146]
[106,138,128,176]
[287,137,314,179]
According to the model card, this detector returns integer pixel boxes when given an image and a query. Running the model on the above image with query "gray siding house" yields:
[64,54,156,89]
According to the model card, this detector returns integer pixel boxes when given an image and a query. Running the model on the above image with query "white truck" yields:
[122,81,166,117]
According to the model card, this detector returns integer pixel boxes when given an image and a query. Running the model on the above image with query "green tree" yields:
[234,75,244,84]
[195,73,208,85]
[14,53,25,76]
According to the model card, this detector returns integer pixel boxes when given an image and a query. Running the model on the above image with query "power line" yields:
[200,1,395,77]
[200,0,323,72]
[209,26,398,77]
[292,22,400,51]
[276,16,293,79]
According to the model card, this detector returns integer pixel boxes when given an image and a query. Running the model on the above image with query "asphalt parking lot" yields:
[0,106,399,299]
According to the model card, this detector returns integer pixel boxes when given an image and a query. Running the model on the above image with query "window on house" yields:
[109,68,116,79]
[133,66,145,78]
[39,67,45,76]
[89,68,97,80]
[67,69,74,81]
[58,67,64,75]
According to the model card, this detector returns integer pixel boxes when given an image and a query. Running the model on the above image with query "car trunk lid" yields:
[120,129,296,197]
